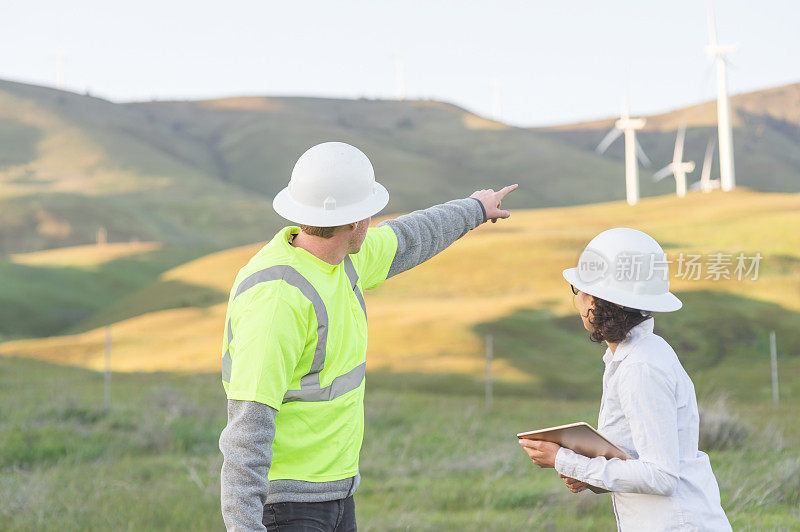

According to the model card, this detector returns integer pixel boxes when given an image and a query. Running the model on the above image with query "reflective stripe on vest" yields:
[221,256,367,404]
[343,255,367,320]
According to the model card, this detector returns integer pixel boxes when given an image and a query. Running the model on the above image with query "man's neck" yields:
[291,231,348,265]
[606,341,619,354]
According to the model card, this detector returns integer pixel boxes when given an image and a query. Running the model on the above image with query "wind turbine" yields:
[394,57,406,101]
[596,102,651,206]
[55,47,67,90]
[653,125,695,197]
[690,137,721,193]
[491,77,502,122]
[706,4,738,191]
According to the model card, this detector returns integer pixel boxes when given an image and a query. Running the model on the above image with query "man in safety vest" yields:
[219,142,518,531]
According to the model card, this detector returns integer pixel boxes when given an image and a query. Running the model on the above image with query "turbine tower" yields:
[653,125,695,197]
[56,48,67,90]
[706,5,738,191]
[596,102,650,206]
[394,57,406,101]
[491,77,502,122]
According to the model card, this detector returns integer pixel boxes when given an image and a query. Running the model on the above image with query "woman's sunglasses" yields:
[570,284,579,295]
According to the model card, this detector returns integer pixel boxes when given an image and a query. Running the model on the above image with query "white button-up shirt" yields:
[554,318,731,531]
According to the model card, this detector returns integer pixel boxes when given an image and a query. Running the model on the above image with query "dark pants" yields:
[262,496,357,532]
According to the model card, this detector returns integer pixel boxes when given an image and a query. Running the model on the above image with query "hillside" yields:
[127,97,632,213]
[0,80,279,254]
[2,77,799,255]
[0,243,203,339]
[2,189,798,403]
[1,192,799,530]
[3,187,799,528]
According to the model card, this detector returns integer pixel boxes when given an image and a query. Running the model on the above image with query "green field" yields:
[0,243,212,340]
[1,189,798,529]
[1,356,797,530]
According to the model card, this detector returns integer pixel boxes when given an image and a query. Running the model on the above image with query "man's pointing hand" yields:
[470,184,519,223]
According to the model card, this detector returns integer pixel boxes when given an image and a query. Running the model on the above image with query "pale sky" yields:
[3,0,799,126]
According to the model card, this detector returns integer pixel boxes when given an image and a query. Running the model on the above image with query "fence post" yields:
[485,334,493,413]
[769,330,779,405]
[104,326,112,410]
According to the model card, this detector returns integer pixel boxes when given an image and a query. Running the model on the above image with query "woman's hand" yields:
[518,438,560,468]
[559,473,589,493]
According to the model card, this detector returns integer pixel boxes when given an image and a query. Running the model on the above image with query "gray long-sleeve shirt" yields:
[219,197,487,531]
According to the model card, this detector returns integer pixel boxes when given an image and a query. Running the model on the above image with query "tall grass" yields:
[1,356,798,530]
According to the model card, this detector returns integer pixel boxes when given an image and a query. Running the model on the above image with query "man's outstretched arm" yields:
[378,185,517,278]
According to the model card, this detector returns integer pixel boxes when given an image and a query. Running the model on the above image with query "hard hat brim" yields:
[272,182,390,227]
[562,267,683,313]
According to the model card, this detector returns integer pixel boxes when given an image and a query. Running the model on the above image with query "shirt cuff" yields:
[467,197,487,223]
[554,447,590,480]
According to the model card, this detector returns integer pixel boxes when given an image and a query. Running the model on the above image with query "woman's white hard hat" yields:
[273,142,390,227]
[562,227,682,312]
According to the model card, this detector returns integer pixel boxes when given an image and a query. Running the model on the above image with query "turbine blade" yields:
[653,165,674,182]
[674,124,687,164]
[701,137,715,182]
[596,128,622,154]
[708,2,718,47]
[635,138,651,167]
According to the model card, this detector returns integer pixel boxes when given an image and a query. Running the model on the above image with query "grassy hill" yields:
[0,79,278,253]
[0,242,211,340]
[2,77,799,257]
[1,189,799,529]
[128,97,632,212]
[3,76,799,529]
[2,189,798,403]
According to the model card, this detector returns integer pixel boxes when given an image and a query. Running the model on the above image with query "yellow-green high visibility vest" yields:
[221,225,398,482]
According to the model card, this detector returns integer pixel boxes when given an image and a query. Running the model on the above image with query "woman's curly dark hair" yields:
[587,297,651,344]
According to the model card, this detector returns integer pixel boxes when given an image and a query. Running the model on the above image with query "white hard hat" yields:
[562,227,682,313]
[273,142,390,227]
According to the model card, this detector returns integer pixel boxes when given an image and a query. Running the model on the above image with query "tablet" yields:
[517,422,631,494]
[517,421,631,461]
